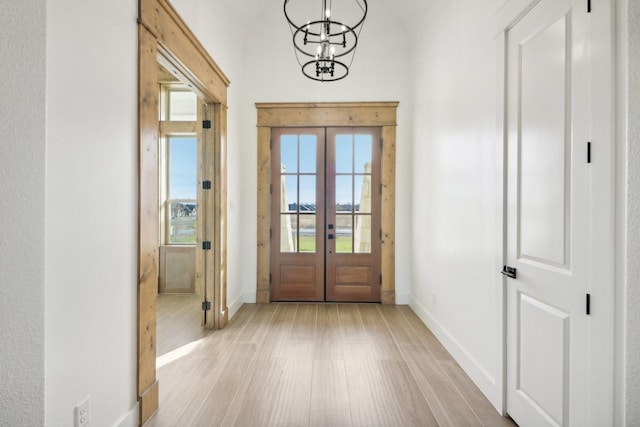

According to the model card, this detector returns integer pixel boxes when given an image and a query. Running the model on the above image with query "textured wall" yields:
[0,1,46,426]
[626,0,640,424]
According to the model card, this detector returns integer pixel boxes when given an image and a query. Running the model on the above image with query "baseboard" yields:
[409,296,499,409]
[243,291,257,303]
[114,402,139,427]
[228,294,244,319]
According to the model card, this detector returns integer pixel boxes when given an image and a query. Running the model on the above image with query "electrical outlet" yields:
[75,396,90,427]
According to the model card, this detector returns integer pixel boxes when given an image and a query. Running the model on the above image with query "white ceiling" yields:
[221,0,432,37]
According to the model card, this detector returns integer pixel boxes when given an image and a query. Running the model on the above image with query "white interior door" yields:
[505,0,592,425]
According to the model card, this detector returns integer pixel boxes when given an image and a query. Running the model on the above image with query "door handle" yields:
[501,265,517,279]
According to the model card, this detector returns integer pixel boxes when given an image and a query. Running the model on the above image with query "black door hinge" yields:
[203,119,212,129]
[586,294,591,315]
[587,0,592,13]
[587,142,592,163]
[202,180,212,190]
[270,273,272,284]
[380,229,382,240]
[380,274,382,285]
[202,241,212,250]
[202,301,211,311]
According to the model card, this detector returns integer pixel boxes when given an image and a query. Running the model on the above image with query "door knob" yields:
[501,265,517,279]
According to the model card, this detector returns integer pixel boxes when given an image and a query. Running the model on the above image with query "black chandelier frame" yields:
[284,0,368,82]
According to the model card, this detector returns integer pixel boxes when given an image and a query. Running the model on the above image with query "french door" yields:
[270,127,381,302]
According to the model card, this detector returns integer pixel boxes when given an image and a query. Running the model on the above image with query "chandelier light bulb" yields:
[325,9,331,18]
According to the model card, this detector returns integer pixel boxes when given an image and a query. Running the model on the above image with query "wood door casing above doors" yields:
[256,102,398,305]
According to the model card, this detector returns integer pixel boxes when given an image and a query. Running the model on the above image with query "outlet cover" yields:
[75,396,90,427]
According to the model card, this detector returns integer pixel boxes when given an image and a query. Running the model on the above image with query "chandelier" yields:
[284,0,368,82]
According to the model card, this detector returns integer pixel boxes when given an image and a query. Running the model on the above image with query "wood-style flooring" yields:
[146,295,517,427]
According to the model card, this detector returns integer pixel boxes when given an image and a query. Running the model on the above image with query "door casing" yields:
[138,0,230,424]
[256,102,398,305]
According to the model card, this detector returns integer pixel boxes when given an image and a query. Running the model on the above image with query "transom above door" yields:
[270,127,382,302]
[255,101,398,305]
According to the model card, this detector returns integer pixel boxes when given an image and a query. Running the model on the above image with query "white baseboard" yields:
[228,294,244,319]
[114,403,138,427]
[409,296,499,410]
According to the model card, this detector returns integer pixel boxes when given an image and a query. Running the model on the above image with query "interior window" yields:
[166,136,197,244]
[159,83,199,245]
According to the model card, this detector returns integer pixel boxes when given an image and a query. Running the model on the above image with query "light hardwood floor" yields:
[147,296,517,427]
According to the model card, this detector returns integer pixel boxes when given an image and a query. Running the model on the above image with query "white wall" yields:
[44,0,139,426]
[625,0,640,423]
[0,2,46,425]
[408,0,504,408]
[236,0,415,304]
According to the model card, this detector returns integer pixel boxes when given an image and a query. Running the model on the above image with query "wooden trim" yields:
[138,0,230,423]
[159,121,198,134]
[139,0,229,105]
[256,127,272,304]
[256,102,398,304]
[139,380,159,423]
[138,23,159,403]
[381,126,396,305]
[256,102,398,127]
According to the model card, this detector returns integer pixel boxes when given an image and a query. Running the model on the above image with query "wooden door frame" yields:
[256,102,398,305]
[138,0,230,424]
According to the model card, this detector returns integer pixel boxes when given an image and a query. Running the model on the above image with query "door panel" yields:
[326,128,381,302]
[271,128,325,301]
[506,0,590,426]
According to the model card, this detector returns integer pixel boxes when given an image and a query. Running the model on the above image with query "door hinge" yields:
[587,142,592,163]
[586,294,591,315]
[270,273,272,284]
[202,241,212,250]
[380,229,382,240]
[202,180,212,190]
[380,274,382,285]
[202,301,211,311]
[202,119,212,129]
[587,0,591,13]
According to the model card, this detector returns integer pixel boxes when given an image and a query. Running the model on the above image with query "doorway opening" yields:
[256,102,399,305]
[137,0,230,423]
